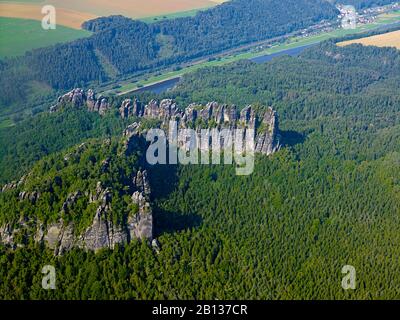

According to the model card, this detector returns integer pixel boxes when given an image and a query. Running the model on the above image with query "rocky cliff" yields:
[120,98,281,156]
[0,134,153,255]
[50,88,280,155]
[50,88,110,115]
[0,169,153,255]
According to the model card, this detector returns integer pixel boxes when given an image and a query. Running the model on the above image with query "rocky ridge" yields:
[1,90,282,254]
[0,170,153,255]
[49,89,280,156]
[120,98,281,156]
[50,88,110,115]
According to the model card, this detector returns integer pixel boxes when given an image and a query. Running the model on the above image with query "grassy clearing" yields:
[140,8,206,23]
[0,119,14,129]
[0,17,91,58]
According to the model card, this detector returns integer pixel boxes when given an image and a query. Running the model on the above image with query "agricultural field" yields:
[0,0,227,28]
[337,30,400,49]
[0,0,227,57]
[0,17,91,58]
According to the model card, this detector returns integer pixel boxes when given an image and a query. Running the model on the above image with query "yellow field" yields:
[0,0,228,29]
[338,30,400,49]
[0,3,97,29]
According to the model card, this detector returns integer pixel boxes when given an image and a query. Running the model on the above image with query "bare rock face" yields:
[18,191,40,204]
[50,88,110,115]
[89,182,112,205]
[44,221,74,255]
[119,99,132,118]
[255,107,280,156]
[240,105,257,128]
[128,203,153,240]
[122,122,142,155]
[121,98,280,155]
[78,170,154,251]
[1,169,154,255]
[182,104,198,126]
[0,224,15,248]
[120,98,144,119]
[159,99,180,122]
[129,170,153,240]
[86,89,96,111]
[141,99,181,124]
[133,170,151,197]
[1,181,18,193]
[37,173,154,254]
[151,238,161,254]
[49,90,280,155]
[61,191,82,213]
[80,205,125,252]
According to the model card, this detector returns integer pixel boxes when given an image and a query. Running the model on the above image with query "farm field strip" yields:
[0,3,98,29]
[0,0,226,28]
[337,29,400,49]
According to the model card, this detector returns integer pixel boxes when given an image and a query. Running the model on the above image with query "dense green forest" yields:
[0,108,128,184]
[0,0,338,116]
[0,42,400,299]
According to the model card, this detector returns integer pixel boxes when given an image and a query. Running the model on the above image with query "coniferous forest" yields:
[1,41,400,299]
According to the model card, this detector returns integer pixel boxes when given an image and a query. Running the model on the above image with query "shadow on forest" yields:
[153,207,203,236]
[280,130,306,148]
[146,163,203,237]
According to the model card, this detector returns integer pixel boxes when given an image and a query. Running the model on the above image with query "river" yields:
[132,43,316,94]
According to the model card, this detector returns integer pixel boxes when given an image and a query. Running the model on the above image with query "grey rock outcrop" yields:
[120,99,280,155]
[0,224,15,248]
[79,204,127,252]
[18,191,40,204]
[62,191,82,213]
[1,181,17,193]
[44,221,75,255]
[129,170,153,240]
[255,107,280,155]
[122,122,142,154]
[50,88,110,115]
[119,98,143,118]
[152,238,161,254]
[1,169,154,255]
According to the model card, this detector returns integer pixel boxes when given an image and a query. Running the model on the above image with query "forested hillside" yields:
[334,0,397,9]
[0,0,338,114]
[1,43,400,299]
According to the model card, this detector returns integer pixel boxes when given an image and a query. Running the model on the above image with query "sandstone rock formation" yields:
[2,92,282,255]
[50,88,110,115]
[48,89,280,156]
[119,98,143,118]
[121,98,280,156]
[0,168,154,255]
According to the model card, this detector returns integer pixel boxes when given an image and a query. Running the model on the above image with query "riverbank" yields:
[105,9,400,96]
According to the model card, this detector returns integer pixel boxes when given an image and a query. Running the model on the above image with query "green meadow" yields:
[0,17,90,58]
[140,8,207,23]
